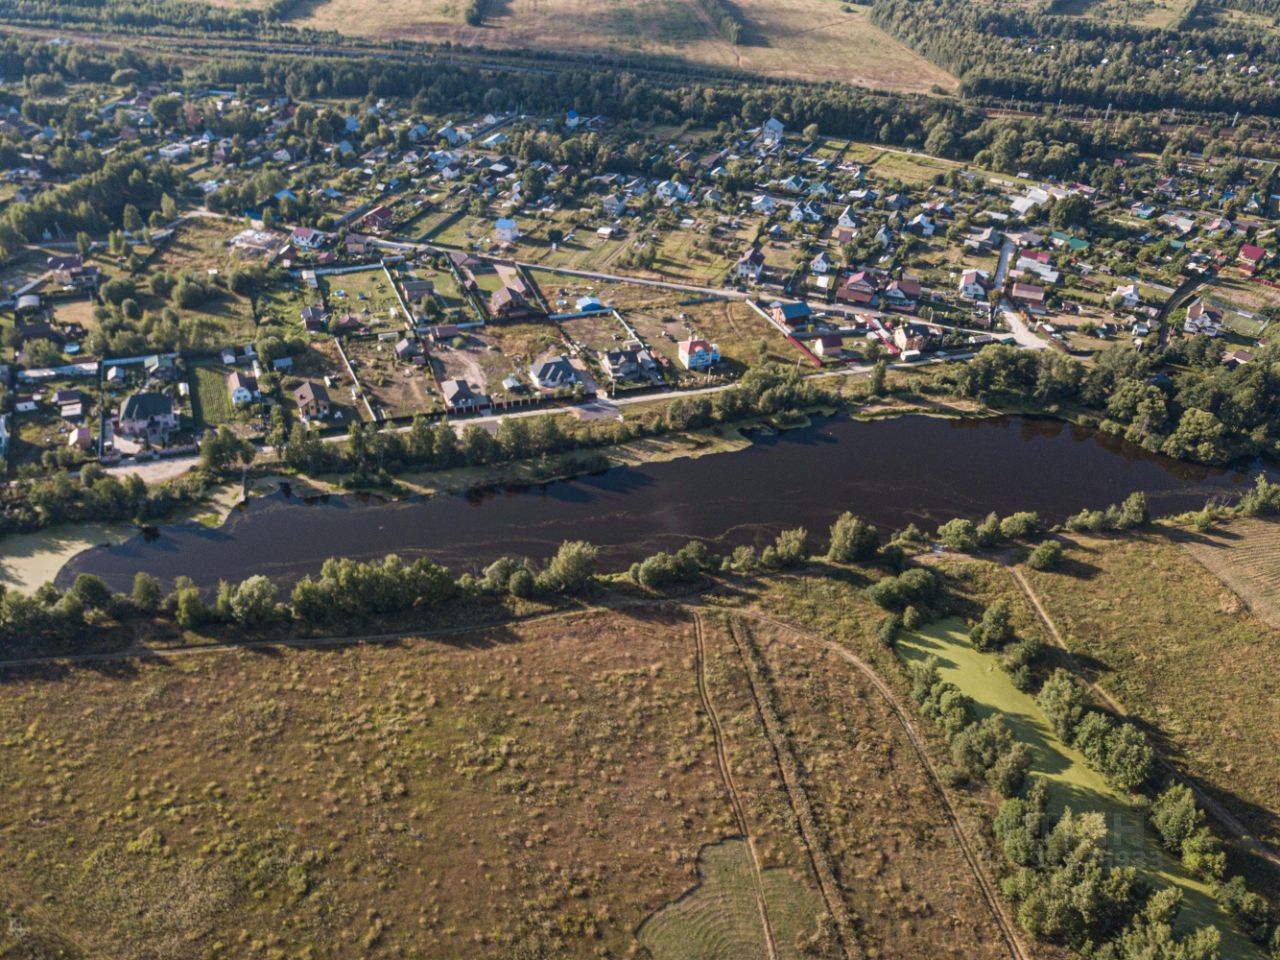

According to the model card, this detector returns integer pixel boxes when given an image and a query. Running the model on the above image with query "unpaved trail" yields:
[727,607,1033,960]
[721,616,862,959]
[1004,563,1280,875]
[691,612,780,960]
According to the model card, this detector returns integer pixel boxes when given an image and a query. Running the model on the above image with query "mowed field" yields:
[288,0,957,93]
[0,605,1009,960]
[1019,529,1280,853]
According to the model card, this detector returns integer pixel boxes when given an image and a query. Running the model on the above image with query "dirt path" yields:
[1004,563,1280,875]
[691,613,780,960]
[721,615,862,960]
[729,607,1033,960]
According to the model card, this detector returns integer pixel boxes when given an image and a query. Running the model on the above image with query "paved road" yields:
[993,236,1015,288]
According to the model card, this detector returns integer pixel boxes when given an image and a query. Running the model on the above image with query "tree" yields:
[69,574,112,611]
[1049,193,1091,230]
[1037,668,1086,741]
[149,94,182,130]
[827,512,879,563]
[770,527,809,567]
[1161,409,1228,465]
[970,598,1015,650]
[200,426,255,475]
[539,540,598,594]
[131,572,163,612]
[229,576,279,626]
[869,360,887,397]
[1150,784,1202,854]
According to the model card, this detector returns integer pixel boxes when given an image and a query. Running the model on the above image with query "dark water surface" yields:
[59,414,1265,591]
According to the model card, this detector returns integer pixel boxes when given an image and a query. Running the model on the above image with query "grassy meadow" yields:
[1019,529,1280,854]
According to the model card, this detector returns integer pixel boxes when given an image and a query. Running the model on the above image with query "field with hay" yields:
[0,603,1014,960]
[288,0,956,93]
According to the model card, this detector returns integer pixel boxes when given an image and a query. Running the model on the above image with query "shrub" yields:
[131,571,163,613]
[770,527,809,568]
[936,517,978,552]
[538,540,598,594]
[229,575,279,626]
[1027,539,1063,571]
[508,568,535,599]
[1036,669,1086,741]
[877,613,901,647]
[1000,511,1042,541]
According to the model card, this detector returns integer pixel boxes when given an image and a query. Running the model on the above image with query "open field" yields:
[288,0,956,93]
[0,602,1029,959]
[1180,517,1280,629]
[895,618,1260,955]
[1020,530,1280,853]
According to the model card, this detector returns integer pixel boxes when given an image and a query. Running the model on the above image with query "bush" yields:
[770,527,809,568]
[999,511,1042,541]
[131,571,163,613]
[936,517,978,552]
[877,613,901,647]
[229,575,279,626]
[1027,539,1063,571]
[508,568,534,599]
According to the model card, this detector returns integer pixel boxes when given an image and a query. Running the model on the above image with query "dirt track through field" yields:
[721,615,861,959]
[729,607,1032,960]
[691,612,781,960]
[1005,563,1280,875]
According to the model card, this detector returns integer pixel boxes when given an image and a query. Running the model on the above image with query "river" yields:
[58,414,1265,591]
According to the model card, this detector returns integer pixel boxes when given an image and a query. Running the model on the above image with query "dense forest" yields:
[871,0,1280,116]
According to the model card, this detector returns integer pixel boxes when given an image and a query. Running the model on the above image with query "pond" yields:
[58,414,1266,592]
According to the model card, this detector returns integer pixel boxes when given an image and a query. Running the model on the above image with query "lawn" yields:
[896,619,1262,957]
[1020,528,1280,853]
[189,362,239,431]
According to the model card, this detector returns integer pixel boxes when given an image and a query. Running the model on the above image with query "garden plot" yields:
[344,335,439,419]
[324,267,406,326]
[278,340,361,425]
[428,327,526,401]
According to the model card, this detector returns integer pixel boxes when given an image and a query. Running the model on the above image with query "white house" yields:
[751,194,776,215]
[737,246,765,281]
[1112,283,1141,310]
[227,371,258,407]
[678,338,721,370]
[494,217,520,244]
[761,117,785,145]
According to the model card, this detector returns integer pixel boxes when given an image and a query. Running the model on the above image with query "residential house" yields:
[1239,243,1267,273]
[882,278,922,313]
[393,338,420,361]
[761,117,785,145]
[490,286,534,320]
[769,301,813,332]
[837,206,859,229]
[441,378,489,411]
[144,354,178,383]
[812,335,843,359]
[604,347,657,383]
[294,381,331,419]
[494,217,520,244]
[227,370,258,407]
[117,392,178,441]
[1112,283,1141,310]
[300,305,328,331]
[964,226,1000,252]
[836,271,877,306]
[290,226,328,250]
[810,251,832,275]
[1011,282,1047,309]
[678,338,721,370]
[750,194,776,215]
[362,205,394,231]
[1184,300,1224,337]
[401,279,435,303]
[737,246,765,282]
[530,355,578,390]
[0,412,9,461]
[958,269,990,301]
